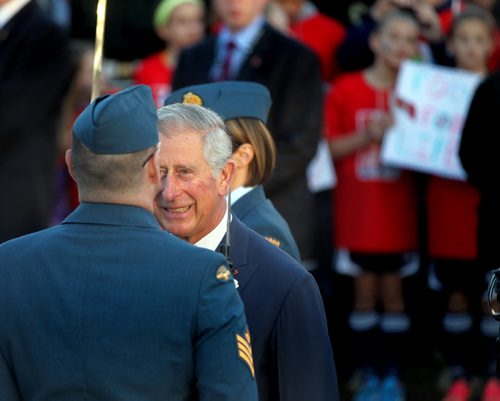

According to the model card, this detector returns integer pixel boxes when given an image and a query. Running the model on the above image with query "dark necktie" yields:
[219,40,236,81]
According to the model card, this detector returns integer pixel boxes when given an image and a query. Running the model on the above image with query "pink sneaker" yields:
[482,378,500,401]
[443,379,470,401]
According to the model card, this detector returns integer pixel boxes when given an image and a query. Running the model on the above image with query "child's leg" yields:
[380,272,409,378]
[350,271,380,374]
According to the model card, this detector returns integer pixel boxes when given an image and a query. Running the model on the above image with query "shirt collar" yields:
[230,186,255,204]
[194,207,229,251]
[0,0,31,29]
[219,15,265,52]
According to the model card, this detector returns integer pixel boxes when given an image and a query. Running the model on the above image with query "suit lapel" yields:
[202,37,217,82]
[236,24,273,81]
[224,216,261,293]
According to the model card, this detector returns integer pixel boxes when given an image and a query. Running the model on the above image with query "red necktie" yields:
[220,40,236,81]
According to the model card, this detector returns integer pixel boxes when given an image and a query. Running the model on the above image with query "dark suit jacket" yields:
[0,203,257,401]
[232,185,301,261]
[459,72,500,269]
[174,23,323,260]
[0,1,72,243]
[226,216,339,401]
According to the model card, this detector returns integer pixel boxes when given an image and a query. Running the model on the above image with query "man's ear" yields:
[65,149,77,182]
[218,160,235,196]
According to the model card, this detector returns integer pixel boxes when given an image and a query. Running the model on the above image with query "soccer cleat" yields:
[482,377,500,401]
[379,374,405,401]
[354,373,380,401]
[443,378,470,401]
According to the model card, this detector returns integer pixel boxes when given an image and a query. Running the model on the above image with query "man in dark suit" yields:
[172,0,323,264]
[0,85,257,401]
[155,102,339,401]
[0,0,73,243]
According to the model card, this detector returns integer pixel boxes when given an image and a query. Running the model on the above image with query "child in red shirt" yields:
[133,0,205,106]
[326,10,421,400]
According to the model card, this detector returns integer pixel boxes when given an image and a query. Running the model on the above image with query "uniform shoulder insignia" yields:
[236,328,255,378]
[182,92,203,106]
[216,265,231,282]
[265,236,281,248]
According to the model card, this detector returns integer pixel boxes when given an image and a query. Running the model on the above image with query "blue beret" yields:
[164,81,272,123]
[73,85,158,154]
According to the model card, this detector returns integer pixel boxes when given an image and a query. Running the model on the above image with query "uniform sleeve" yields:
[275,273,340,401]
[194,255,258,401]
[0,351,21,401]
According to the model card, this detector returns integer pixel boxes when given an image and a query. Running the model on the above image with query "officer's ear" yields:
[146,147,161,186]
[232,143,255,168]
[217,160,235,196]
[65,149,77,183]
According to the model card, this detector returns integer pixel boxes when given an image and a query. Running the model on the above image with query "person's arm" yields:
[195,254,258,401]
[0,351,21,401]
[459,74,497,189]
[0,20,72,147]
[264,47,323,194]
[325,80,392,161]
[275,273,340,401]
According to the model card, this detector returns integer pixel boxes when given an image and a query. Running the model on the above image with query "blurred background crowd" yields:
[3,0,500,400]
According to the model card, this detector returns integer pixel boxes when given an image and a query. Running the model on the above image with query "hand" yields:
[364,111,394,143]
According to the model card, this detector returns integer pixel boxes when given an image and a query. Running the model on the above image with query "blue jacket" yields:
[232,186,301,262]
[0,203,257,401]
[227,216,339,401]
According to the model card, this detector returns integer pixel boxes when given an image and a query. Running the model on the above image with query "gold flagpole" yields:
[91,0,108,101]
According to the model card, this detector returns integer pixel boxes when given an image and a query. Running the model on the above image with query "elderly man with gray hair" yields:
[155,102,339,401]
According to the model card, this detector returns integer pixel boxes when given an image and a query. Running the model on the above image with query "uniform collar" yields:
[231,186,255,204]
[0,0,31,29]
[62,202,162,230]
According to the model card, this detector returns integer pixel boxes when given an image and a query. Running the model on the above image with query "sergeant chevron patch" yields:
[265,236,281,248]
[236,329,255,378]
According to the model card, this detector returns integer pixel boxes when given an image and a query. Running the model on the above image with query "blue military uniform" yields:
[232,185,301,261]
[227,216,340,401]
[165,81,301,261]
[0,85,257,401]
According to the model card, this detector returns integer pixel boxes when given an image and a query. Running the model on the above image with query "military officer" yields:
[0,85,257,401]
[165,81,301,261]
[155,102,339,401]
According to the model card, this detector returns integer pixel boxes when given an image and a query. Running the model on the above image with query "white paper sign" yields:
[381,60,481,180]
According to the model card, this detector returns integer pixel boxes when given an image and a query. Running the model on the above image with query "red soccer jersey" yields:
[133,52,173,107]
[325,72,417,253]
[426,175,479,259]
[290,13,345,82]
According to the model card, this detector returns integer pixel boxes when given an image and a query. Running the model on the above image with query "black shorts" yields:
[349,252,415,274]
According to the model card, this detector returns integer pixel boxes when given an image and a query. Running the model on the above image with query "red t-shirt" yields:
[133,52,173,107]
[325,72,417,253]
[290,13,345,82]
[426,175,479,259]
